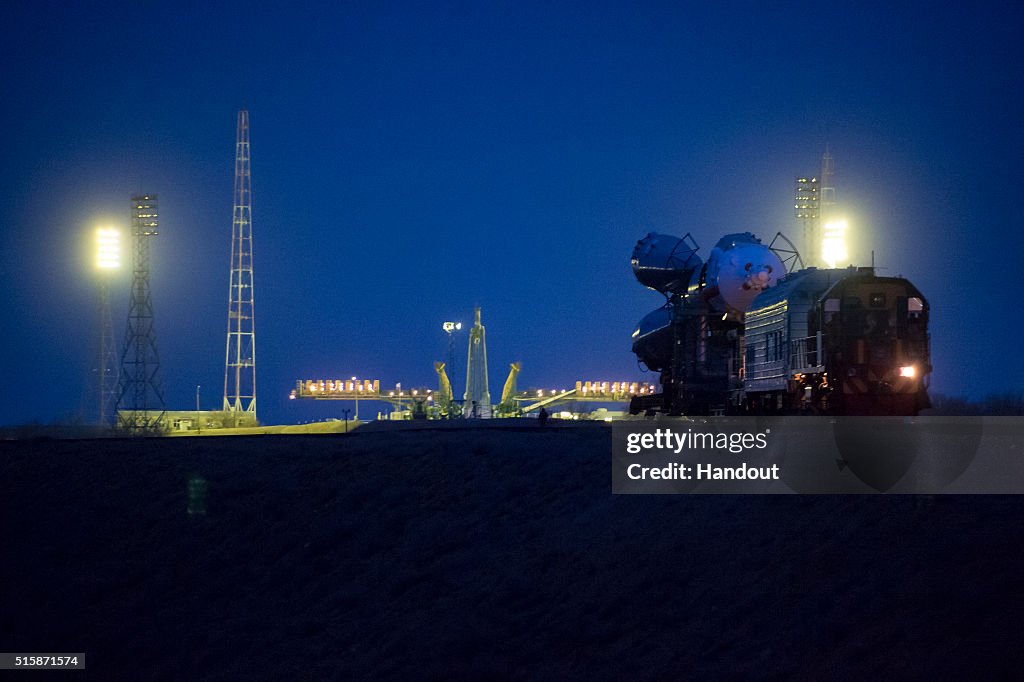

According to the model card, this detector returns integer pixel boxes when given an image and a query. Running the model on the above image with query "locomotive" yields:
[628,232,931,416]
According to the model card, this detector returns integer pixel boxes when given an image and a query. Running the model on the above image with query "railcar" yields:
[628,230,931,416]
[743,267,931,415]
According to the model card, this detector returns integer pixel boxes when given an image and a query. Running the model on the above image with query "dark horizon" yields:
[2,2,1022,426]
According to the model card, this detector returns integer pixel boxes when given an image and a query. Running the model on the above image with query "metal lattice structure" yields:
[223,109,257,418]
[821,147,836,222]
[795,149,837,269]
[463,306,491,418]
[795,175,820,268]
[97,278,119,425]
[117,195,165,432]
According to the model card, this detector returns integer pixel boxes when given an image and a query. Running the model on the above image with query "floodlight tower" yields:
[821,148,836,224]
[117,195,166,432]
[94,227,121,426]
[223,109,257,419]
[794,176,820,267]
[819,149,849,268]
[442,321,462,397]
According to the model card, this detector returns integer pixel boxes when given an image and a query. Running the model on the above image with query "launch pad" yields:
[290,377,659,419]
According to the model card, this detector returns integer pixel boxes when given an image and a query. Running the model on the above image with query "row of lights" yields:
[578,381,656,396]
[302,379,436,399]
[528,381,659,398]
[387,389,432,399]
[306,379,381,394]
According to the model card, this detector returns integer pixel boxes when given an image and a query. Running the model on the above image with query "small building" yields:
[117,410,258,434]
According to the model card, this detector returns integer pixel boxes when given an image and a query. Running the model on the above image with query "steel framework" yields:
[117,195,165,432]
[97,278,118,425]
[795,176,820,268]
[223,109,257,417]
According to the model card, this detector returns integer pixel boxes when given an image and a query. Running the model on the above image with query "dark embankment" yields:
[2,426,1023,679]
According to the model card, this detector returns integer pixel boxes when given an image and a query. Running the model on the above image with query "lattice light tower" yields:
[795,175,820,267]
[821,147,836,223]
[795,149,838,268]
[117,195,166,432]
[223,109,257,418]
[95,227,121,426]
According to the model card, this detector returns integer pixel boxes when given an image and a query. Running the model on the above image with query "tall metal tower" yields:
[795,149,836,268]
[223,109,257,419]
[463,306,491,418]
[821,148,836,225]
[117,195,165,432]
[795,176,820,267]
[95,227,121,426]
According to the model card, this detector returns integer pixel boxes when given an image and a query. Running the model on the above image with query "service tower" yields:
[463,306,491,418]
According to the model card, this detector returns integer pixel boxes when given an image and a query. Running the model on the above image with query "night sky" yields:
[1,2,1021,426]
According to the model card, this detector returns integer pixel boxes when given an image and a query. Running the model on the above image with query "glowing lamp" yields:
[95,227,121,270]
[899,366,916,378]
[821,219,849,268]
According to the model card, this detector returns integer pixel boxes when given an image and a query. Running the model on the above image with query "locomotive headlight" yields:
[899,365,916,378]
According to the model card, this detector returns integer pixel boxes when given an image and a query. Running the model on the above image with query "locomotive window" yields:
[869,293,886,307]
[908,297,923,313]
[896,297,908,337]
[763,331,784,362]
[824,298,840,312]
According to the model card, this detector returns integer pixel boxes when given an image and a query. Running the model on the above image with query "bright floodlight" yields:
[95,227,121,270]
[443,321,462,333]
[821,218,849,268]
[900,365,916,378]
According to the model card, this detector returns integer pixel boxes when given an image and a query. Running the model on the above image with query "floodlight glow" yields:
[899,365,916,378]
[821,218,849,268]
[95,227,121,270]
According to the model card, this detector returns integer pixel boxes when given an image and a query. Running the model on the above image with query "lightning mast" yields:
[116,195,165,432]
[223,109,257,419]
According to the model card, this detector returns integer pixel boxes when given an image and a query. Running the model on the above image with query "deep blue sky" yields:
[1,1,1021,425]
